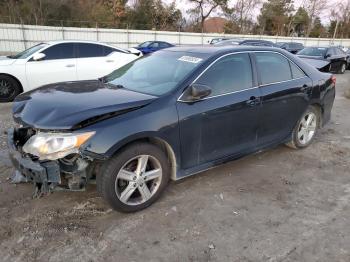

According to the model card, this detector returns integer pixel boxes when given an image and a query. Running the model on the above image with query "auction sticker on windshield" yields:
[178,56,203,64]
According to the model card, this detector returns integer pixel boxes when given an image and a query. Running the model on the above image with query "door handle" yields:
[66,64,75,68]
[246,96,261,106]
[106,60,114,63]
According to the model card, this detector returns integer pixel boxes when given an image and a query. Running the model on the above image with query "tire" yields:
[97,143,170,212]
[286,106,320,149]
[337,62,346,74]
[0,75,21,102]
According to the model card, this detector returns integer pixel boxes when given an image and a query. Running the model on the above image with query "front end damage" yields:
[7,127,97,197]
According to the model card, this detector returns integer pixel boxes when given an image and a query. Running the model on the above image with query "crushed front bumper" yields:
[7,128,61,194]
[7,128,93,196]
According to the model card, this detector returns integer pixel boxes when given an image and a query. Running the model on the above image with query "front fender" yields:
[80,101,181,165]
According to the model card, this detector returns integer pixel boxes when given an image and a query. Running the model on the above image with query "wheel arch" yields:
[309,102,323,127]
[107,135,178,181]
[0,73,24,93]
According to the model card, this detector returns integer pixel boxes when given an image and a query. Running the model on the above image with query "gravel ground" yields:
[0,73,350,262]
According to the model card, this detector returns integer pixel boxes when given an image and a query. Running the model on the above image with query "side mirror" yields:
[325,53,331,58]
[32,53,46,61]
[181,84,212,102]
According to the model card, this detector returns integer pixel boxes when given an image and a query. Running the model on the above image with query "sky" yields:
[162,0,340,25]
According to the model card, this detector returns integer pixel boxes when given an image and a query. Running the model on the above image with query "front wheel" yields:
[0,75,21,102]
[97,143,170,212]
[286,106,320,149]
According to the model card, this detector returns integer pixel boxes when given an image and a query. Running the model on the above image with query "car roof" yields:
[163,45,285,55]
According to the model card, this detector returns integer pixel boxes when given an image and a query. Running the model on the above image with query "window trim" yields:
[178,50,307,103]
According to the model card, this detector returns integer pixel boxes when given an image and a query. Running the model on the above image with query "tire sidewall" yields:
[0,75,21,102]
[292,106,319,148]
[99,143,170,212]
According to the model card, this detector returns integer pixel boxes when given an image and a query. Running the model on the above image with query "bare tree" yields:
[225,0,261,33]
[188,0,228,32]
[303,0,327,37]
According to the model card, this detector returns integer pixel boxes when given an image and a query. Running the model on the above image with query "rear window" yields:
[77,43,104,58]
[298,47,327,56]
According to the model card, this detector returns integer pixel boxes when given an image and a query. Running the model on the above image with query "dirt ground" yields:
[0,73,350,262]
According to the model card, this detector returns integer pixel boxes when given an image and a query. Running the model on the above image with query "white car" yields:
[0,40,142,102]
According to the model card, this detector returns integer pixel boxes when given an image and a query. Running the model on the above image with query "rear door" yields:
[254,52,312,147]
[177,53,261,169]
[25,43,77,89]
[76,43,121,80]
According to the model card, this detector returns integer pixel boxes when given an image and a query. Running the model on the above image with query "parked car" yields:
[239,39,278,47]
[297,46,348,74]
[0,40,142,102]
[276,42,304,54]
[8,46,335,212]
[135,41,174,54]
[213,39,243,46]
[208,37,234,45]
[346,49,350,69]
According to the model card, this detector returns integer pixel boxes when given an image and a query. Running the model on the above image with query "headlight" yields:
[23,131,95,160]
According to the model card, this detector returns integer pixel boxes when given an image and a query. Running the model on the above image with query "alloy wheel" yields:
[115,155,162,206]
[297,112,317,145]
[0,79,14,99]
[341,63,346,73]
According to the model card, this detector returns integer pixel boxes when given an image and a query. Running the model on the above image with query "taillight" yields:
[331,75,336,86]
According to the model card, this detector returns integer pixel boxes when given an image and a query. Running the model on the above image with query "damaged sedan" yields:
[8,46,335,212]
[297,46,348,74]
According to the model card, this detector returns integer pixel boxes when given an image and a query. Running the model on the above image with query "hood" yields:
[13,80,157,130]
[297,55,330,69]
[0,56,16,66]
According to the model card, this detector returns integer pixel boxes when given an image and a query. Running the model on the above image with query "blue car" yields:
[136,41,174,54]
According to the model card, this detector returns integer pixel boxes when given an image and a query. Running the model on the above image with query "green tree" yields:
[292,7,309,36]
[257,0,294,36]
[309,17,325,37]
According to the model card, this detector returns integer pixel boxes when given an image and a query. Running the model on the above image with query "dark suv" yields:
[8,46,335,212]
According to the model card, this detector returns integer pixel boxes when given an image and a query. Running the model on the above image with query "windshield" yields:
[104,51,208,96]
[298,47,327,57]
[9,43,48,59]
[139,41,152,48]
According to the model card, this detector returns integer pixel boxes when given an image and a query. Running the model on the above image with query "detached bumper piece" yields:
[7,128,91,197]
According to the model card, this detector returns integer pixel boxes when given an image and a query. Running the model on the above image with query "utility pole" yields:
[332,20,339,44]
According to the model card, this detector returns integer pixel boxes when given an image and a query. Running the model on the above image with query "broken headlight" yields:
[22,131,95,160]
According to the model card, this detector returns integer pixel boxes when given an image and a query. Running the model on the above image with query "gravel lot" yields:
[0,73,350,262]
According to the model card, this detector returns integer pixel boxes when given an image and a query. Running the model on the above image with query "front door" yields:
[26,43,77,90]
[177,53,261,169]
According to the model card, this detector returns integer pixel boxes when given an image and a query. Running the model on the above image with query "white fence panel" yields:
[1,23,350,54]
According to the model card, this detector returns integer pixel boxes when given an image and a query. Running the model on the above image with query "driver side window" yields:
[195,53,253,97]
[41,43,75,60]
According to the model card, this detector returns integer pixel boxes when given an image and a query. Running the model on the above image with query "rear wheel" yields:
[338,62,346,74]
[286,106,320,149]
[97,143,170,212]
[0,75,21,102]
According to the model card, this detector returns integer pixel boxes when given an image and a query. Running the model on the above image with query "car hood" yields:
[13,80,157,130]
[0,56,16,66]
[297,55,330,69]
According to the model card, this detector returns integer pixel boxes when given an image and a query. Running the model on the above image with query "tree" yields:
[257,0,294,36]
[303,0,327,37]
[188,0,228,33]
[309,16,325,37]
[223,0,261,34]
[292,7,309,36]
